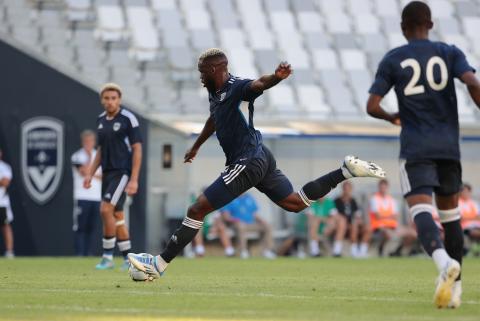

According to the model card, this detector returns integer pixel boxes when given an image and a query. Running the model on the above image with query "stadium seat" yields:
[284,48,310,69]
[220,29,247,49]
[70,29,98,49]
[361,34,388,53]
[264,0,289,12]
[297,12,324,33]
[373,0,399,17]
[346,0,373,14]
[327,87,359,117]
[191,30,216,51]
[211,11,239,29]
[156,9,183,33]
[334,34,357,49]
[353,14,380,34]
[184,9,212,31]
[455,1,479,17]
[319,0,344,14]
[297,85,331,116]
[151,0,176,10]
[325,13,352,33]
[254,49,280,74]
[304,32,331,50]
[126,6,159,62]
[387,33,406,49]
[277,31,303,50]
[435,18,461,35]
[248,29,275,50]
[348,70,373,105]
[290,0,316,13]
[65,0,92,22]
[312,49,339,70]
[94,4,126,42]
[461,17,480,40]
[427,0,454,18]
[228,48,258,78]
[291,69,316,86]
[270,11,297,34]
[340,49,367,70]
[267,85,298,114]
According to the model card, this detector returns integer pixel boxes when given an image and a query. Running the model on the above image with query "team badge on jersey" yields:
[21,117,64,204]
[98,123,103,129]
[113,122,121,131]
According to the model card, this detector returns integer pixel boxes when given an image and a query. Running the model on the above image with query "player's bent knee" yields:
[187,204,208,221]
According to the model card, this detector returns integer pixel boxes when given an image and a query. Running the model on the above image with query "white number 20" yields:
[400,56,448,96]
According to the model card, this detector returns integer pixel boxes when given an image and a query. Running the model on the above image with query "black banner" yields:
[0,39,148,255]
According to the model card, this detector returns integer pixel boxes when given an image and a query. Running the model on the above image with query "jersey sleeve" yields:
[125,114,142,145]
[0,164,12,180]
[451,45,475,78]
[238,79,263,102]
[369,56,394,97]
[71,151,86,167]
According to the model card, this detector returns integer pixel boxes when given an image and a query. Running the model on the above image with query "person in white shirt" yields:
[71,130,102,256]
[0,148,14,258]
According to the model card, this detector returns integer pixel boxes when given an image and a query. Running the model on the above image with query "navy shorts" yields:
[102,170,129,211]
[399,159,462,197]
[204,145,294,210]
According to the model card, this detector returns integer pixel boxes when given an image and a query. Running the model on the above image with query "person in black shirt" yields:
[84,83,142,270]
[331,182,370,257]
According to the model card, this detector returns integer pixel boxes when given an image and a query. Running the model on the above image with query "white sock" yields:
[341,165,353,179]
[155,255,169,272]
[360,243,369,256]
[432,248,451,272]
[225,246,235,256]
[333,240,343,255]
[195,245,205,256]
[102,253,113,260]
[350,243,359,257]
[309,240,320,255]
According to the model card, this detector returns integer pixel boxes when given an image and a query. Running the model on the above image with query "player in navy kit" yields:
[128,48,386,278]
[84,83,142,270]
[367,1,480,308]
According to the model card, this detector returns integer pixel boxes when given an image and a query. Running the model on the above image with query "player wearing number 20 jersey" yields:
[366,1,480,309]
[369,40,474,161]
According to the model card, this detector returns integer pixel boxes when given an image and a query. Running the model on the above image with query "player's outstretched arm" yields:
[83,147,101,189]
[460,71,480,109]
[250,62,292,93]
[184,116,215,163]
[366,94,401,126]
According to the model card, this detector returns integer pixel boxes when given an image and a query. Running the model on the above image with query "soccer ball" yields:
[128,264,154,282]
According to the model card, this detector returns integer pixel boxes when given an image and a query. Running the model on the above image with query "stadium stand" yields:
[0,0,479,123]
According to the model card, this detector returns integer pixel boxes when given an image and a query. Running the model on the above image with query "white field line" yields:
[0,287,479,306]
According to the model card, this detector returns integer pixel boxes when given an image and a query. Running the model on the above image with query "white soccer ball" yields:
[129,264,154,282]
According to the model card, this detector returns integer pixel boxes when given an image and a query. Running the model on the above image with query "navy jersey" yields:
[209,75,263,165]
[369,39,474,160]
[96,108,142,173]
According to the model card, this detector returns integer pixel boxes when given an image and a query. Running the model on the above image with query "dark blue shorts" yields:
[102,170,129,211]
[204,145,293,210]
[399,159,462,197]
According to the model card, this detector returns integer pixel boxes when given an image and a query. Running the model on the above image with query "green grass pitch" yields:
[0,257,479,321]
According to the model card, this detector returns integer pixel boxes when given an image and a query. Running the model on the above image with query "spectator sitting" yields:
[307,197,336,256]
[219,193,276,259]
[328,181,371,258]
[459,183,480,255]
[369,179,416,256]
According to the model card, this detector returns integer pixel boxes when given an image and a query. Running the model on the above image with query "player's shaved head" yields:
[401,1,432,30]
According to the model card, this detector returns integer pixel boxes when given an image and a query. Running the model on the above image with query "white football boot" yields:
[434,259,461,308]
[448,280,462,309]
[342,156,386,179]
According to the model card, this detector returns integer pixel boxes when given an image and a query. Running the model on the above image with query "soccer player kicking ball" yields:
[128,48,385,279]
[367,1,480,309]
[84,83,142,270]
